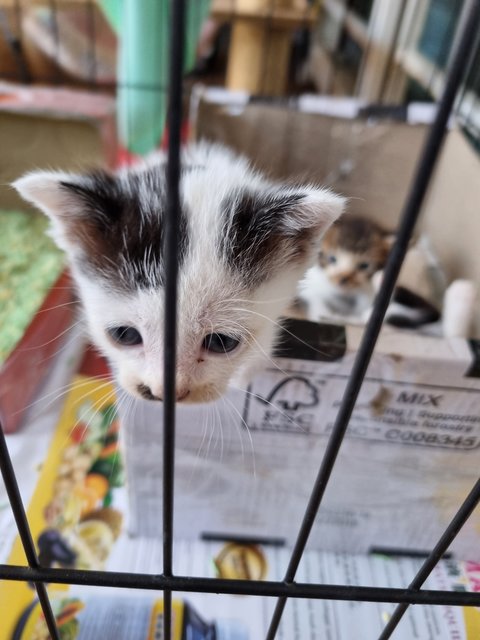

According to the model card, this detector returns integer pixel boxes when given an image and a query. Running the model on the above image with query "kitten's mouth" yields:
[177,384,224,404]
[131,383,223,405]
[332,278,360,290]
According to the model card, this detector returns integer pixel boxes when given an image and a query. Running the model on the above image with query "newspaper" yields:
[1,375,479,639]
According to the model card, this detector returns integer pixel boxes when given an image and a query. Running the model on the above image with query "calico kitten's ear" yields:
[12,170,117,253]
[382,233,396,249]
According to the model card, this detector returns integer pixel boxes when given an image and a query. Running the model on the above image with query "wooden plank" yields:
[211,0,317,29]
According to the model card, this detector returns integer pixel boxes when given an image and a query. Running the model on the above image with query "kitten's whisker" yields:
[231,384,309,435]
[189,404,211,487]
[217,295,294,306]
[220,390,256,477]
[214,397,224,465]
[33,300,80,316]
[231,307,333,359]
[11,374,111,417]
[204,403,217,463]
[0,323,86,375]
[219,395,245,466]
[14,319,84,353]
[23,327,88,370]
[222,319,292,379]
[60,383,117,449]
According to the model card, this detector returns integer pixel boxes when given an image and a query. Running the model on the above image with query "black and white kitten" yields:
[14,143,345,403]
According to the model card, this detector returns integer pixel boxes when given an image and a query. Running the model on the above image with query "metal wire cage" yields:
[1,1,480,639]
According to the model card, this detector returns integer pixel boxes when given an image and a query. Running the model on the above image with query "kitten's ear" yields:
[274,187,346,237]
[227,186,345,281]
[12,171,112,252]
[382,233,396,249]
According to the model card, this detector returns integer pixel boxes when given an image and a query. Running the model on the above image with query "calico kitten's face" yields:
[14,144,344,403]
[318,216,393,291]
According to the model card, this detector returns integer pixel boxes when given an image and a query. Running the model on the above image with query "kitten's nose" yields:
[137,383,190,402]
[337,272,355,286]
[176,387,190,402]
[137,384,162,401]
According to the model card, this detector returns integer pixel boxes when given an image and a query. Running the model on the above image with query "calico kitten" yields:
[14,143,345,403]
[299,216,393,322]
[299,215,440,328]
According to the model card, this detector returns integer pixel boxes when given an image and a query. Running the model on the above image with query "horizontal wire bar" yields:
[1,564,480,607]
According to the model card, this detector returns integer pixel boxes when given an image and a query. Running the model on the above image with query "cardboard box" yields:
[192,87,480,334]
[190,87,432,226]
[0,82,117,210]
[122,319,480,558]
[120,89,480,558]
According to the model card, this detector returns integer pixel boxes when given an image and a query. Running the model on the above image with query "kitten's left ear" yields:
[12,170,113,253]
[382,233,396,248]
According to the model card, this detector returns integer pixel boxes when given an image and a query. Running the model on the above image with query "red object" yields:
[116,146,141,168]
[0,270,76,433]
[160,120,190,150]
[70,423,89,444]
[116,119,190,167]
[78,344,111,379]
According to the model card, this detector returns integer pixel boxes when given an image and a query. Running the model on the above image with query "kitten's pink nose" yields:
[336,272,355,286]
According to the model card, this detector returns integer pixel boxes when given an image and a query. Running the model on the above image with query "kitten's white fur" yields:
[300,259,374,324]
[14,143,345,403]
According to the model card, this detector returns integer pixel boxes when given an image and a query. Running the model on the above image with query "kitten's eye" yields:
[202,333,240,354]
[107,326,143,346]
[327,255,337,264]
[358,261,370,271]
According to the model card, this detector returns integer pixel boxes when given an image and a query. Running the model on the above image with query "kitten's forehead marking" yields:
[71,147,259,294]
[324,216,388,253]
[63,167,189,292]
[219,190,307,286]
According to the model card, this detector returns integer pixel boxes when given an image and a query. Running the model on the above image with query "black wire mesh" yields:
[1,1,480,639]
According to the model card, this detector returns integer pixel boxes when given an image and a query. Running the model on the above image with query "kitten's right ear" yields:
[13,171,95,252]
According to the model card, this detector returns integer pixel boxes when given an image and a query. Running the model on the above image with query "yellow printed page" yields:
[0,375,120,640]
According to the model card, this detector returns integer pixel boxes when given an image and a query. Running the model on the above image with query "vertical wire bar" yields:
[265,1,480,637]
[163,0,186,638]
[0,421,60,640]
[377,477,480,640]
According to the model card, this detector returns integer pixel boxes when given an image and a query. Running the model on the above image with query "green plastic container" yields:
[105,0,210,155]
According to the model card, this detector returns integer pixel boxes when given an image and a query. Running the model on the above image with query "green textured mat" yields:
[0,211,65,365]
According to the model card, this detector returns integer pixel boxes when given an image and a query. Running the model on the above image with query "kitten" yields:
[14,143,345,403]
[299,216,392,322]
[299,215,440,328]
